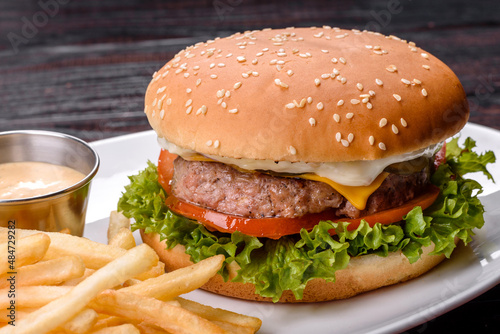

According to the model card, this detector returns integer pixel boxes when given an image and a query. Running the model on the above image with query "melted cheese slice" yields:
[297,172,389,210]
[183,154,388,210]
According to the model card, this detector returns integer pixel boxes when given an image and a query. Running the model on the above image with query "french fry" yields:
[0,255,85,289]
[62,268,96,286]
[0,286,72,309]
[108,228,135,250]
[0,244,158,334]
[90,290,225,334]
[60,308,98,334]
[121,255,224,300]
[0,233,50,275]
[90,323,140,334]
[108,211,131,242]
[0,227,126,270]
[176,297,262,334]
[133,261,165,281]
[134,323,171,334]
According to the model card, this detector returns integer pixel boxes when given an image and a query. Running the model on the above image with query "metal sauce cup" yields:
[0,130,99,236]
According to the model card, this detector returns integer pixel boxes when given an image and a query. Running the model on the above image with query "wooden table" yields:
[0,1,499,332]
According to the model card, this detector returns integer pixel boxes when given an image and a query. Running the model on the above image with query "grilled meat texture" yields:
[171,157,430,219]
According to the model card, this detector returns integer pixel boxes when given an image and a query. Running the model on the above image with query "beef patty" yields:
[171,157,430,219]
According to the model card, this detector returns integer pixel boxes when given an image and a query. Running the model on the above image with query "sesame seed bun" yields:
[145,27,468,162]
[141,230,447,302]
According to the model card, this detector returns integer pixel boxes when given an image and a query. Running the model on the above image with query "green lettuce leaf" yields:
[118,137,495,302]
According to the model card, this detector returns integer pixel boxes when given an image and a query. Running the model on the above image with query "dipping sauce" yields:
[0,162,86,200]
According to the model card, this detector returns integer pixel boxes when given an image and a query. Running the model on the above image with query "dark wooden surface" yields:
[0,1,499,333]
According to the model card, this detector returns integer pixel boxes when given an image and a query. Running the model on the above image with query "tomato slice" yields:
[158,149,440,239]
[158,149,178,193]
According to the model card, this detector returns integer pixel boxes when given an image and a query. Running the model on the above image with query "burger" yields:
[118,27,495,302]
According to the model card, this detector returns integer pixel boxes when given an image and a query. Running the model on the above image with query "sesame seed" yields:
[289,146,297,155]
[422,65,430,70]
[277,52,287,57]
[226,53,233,58]
[216,90,225,98]
[280,81,289,88]
[413,79,422,85]
[262,48,269,52]
[400,118,408,127]
[229,108,238,113]
[196,79,202,86]
[313,32,324,38]
[241,72,249,78]
[299,98,307,108]
[379,118,388,127]
[346,112,354,119]
[331,58,338,64]
[401,78,411,85]
[386,65,397,73]
[332,68,340,75]
[321,49,329,53]
[160,110,165,119]
[317,102,324,110]
[321,73,330,79]
[186,88,192,94]
[350,99,360,105]
[218,63,226,67]
[183,73,190,78]
[335,132,341,142]
[196,105,207,115]
[252,59,258,65]
[237,56,246,62]
[365,45,373,49]
[221,102,227,108]
[339,57,346,64]
[286,70,294,77]
[193,66,200,70]
[210,74,218,79]
[341,77,347,84]
[186,106,192,114]
[157,86,167,94]
[361,97,369,104]
[166,98,172,105]
[421,88,428,97]
[379,142,387,150]
[341,139,350,147]
[152,98,157,108]
[225,91,231,98]
[392,124,399,134]
[369,136,375,146]
[274,78,281,86]
[375,78,383,86]
[314,78,321,86]
[366,102,373,110]
[337,100,344,106]
[307,97,313,104]
[348,133,354,143]
[333,114,340,122]
[309,118,316,126]
[421,53,429,59]
[393,94,402,101]
[286,103,295,109]
[369,90,376,97]
[256,52,263,57]
[214,140,220,148]
[206,140,213,147]
[356,83,364,91]
[210,63,215,69]
[185,99,192,107]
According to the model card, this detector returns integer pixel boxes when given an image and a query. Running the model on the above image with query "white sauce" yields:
[0,162,85,200]
[157,137,438,186]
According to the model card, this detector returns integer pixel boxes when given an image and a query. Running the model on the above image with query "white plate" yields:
[85,123,500,334]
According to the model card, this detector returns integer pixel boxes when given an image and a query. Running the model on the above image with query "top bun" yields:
[145,27,468,162]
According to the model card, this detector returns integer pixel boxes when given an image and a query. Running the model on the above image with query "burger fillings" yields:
[118,27,496,302]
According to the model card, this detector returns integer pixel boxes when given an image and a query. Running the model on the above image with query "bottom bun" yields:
[141,230,447,303]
